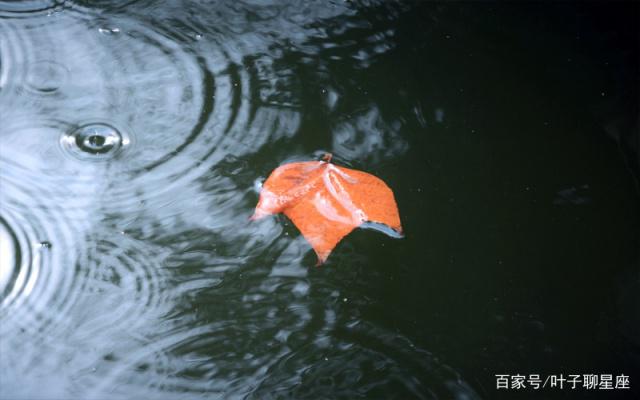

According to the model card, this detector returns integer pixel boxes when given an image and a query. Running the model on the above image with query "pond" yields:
[1,1,638,399]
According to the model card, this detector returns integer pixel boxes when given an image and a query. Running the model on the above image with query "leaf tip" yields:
[314,249,331,266]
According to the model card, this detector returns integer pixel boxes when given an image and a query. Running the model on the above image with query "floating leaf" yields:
[252,154,403,264]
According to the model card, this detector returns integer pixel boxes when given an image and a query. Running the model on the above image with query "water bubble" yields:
[61,123,128,160]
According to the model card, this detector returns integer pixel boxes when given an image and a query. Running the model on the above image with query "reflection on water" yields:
[0,1,474,398]
[1,1,638,399]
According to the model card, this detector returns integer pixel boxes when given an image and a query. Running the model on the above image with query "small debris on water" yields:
[98,27,120,35]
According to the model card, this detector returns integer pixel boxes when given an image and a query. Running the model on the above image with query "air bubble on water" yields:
[61,123,129,161]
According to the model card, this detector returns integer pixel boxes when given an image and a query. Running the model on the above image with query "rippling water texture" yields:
[1,1,638,399]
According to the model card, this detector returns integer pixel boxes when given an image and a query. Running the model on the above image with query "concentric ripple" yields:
[0,0,62,19]
[0,160,173,395]
[0,1,427,399]
[0,9,305,215]
[0,214,31,310]
[0,160,89,330]
[0,218,18,299]
[0,0,400,223]
[69,233,173,337]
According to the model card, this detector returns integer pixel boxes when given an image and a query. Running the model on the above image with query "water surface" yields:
[1,1,638,399]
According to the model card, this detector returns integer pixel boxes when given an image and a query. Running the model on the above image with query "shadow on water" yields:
[1,1,638,399]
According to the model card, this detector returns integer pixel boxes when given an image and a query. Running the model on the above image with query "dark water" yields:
[1,1,638,399]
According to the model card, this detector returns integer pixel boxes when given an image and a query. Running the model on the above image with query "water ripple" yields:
[0,159,91,331]
[0,2,431,398]
[0,9,304,215]
[0,0,61,18]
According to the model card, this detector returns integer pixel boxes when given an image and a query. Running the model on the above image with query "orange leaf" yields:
[252,154,403,264]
